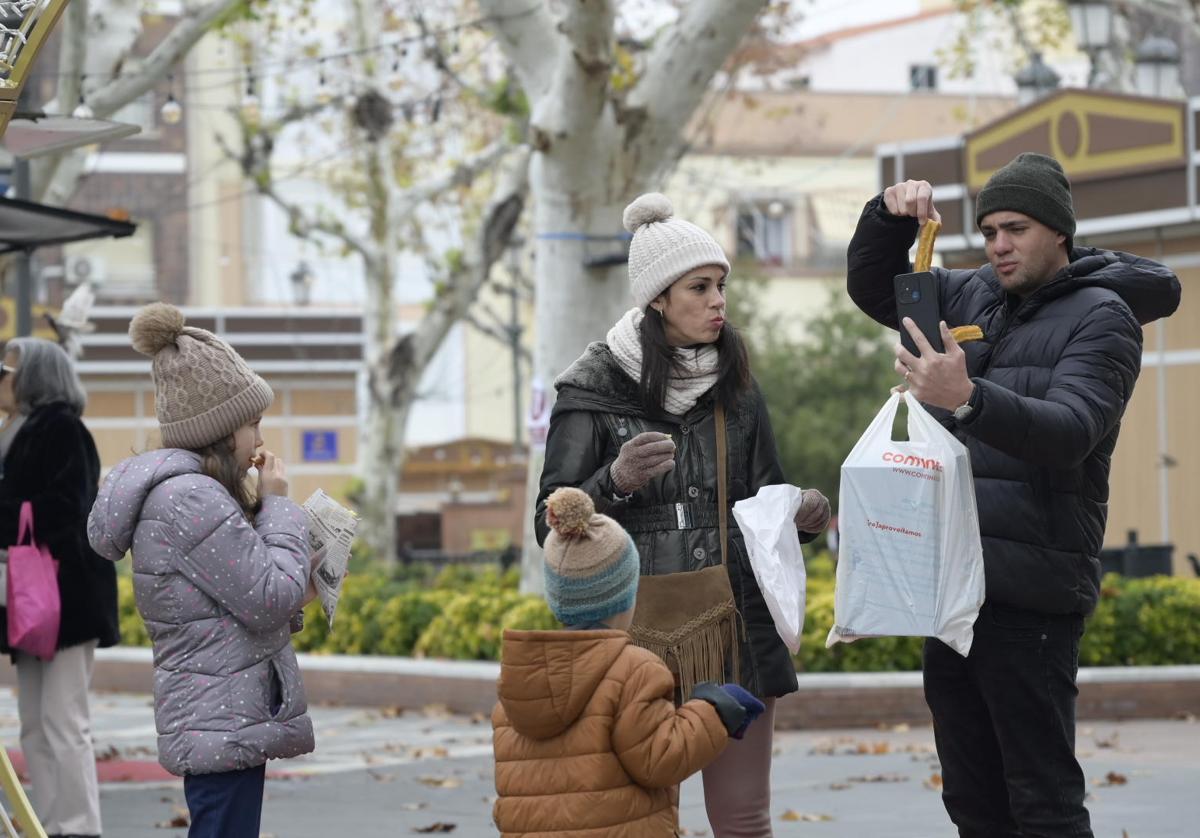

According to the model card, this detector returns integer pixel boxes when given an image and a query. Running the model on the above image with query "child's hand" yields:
[719,683,765,739]
[257,451,289,497]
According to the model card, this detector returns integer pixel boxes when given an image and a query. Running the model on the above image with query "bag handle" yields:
[16,501,34,547]
[715,402,729,567]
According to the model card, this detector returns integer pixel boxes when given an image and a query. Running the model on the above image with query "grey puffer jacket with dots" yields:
[88,449,315,776]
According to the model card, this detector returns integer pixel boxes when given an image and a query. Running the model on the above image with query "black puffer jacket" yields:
[0,402,120,653]
[847,195,1181,616]
[536,344,808,699]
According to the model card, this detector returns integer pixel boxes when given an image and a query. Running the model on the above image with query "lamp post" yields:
[1134,34,1182,98]
[289,260,314,306]
[1016,52,1061,106]
[1065,0,1114,87]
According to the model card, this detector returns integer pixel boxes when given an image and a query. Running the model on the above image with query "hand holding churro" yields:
[255,450,289,497]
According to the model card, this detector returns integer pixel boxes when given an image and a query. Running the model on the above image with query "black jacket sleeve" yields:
[846,195,920,328]
[534,406,623,547]
[846,195,991,332]
[957,301,1142,469]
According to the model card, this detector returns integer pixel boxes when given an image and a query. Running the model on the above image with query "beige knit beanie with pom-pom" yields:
[623,192,731,309]
[129,302,274,449]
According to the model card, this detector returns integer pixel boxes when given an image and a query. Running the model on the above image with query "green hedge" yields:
[115,557,1200,669]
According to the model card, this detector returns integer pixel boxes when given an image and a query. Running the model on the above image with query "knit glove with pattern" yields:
[794,488,831,533]
[609,432,676,495]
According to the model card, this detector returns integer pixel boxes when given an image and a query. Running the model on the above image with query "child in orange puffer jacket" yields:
[492,487,763,837]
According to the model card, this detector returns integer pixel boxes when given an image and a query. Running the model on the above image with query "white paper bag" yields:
[733,484,806,654]
[827,392,985,656]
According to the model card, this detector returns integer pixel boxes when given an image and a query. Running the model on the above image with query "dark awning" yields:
[0,196,136,254]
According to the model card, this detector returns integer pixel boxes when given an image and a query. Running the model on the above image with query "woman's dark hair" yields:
[639,304,752,414]
[195,436,261,519]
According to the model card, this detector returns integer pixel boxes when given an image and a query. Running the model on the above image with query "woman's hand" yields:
[794,488,831,533]
[257,450,289,497]
[610,432,676,494]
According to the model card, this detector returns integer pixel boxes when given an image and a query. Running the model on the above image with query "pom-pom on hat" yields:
[543,487,640,626]
[129,302,274,450]
[623,192,731,309]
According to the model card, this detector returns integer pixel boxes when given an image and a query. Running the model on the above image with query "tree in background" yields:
[222,0,530,563]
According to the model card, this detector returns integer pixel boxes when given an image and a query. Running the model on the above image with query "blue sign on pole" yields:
[302,430,339,462]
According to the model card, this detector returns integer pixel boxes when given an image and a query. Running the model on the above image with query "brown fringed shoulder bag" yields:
[627,402,741,698]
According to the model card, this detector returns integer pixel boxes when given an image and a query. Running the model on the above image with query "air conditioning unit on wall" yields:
[65,254,108,285]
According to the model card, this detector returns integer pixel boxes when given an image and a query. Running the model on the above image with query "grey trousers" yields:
[17,641,102,836]
[701,698,776,838]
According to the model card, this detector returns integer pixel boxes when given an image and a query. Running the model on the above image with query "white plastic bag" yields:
[733,484,806,654]
[827,392,985,656]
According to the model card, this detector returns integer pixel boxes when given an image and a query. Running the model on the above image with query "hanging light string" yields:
[37,2,538,85]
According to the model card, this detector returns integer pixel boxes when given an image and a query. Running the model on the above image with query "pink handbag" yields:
[6,502,60,661]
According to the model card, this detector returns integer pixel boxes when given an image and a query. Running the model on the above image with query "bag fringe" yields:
[629,600,741,699]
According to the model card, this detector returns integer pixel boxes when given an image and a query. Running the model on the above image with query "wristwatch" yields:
[953,383,978,422]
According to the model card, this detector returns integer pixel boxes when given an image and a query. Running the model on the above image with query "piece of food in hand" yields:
[250,454,265,468]
[950,325,984,343]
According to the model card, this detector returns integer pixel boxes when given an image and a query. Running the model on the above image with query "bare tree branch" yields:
[213,129,378,266]
[415,11,488,101]
[86,0,248,115]
[408,146,530,370]
[396,137,514,214]
[474,0,559,102]
[463,312,532,363]
[623,0,771,185]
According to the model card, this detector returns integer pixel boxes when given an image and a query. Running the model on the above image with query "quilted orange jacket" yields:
[492,628,729,837]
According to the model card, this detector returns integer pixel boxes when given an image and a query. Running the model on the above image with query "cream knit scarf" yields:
[606,308,720,416]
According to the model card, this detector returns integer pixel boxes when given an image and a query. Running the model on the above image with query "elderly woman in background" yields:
[0,337,118,838]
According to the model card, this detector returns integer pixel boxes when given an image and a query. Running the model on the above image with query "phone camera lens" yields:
[911,290,921,302]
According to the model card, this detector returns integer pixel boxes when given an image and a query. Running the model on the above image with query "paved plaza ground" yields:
[0,688,1192,837]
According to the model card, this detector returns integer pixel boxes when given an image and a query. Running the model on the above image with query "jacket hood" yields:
[991,247,1181,325]
[497,629,628,740]
[554,342,645,415]
[88,449,203,561]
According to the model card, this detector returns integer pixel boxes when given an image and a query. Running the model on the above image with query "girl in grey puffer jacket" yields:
[88,303,316,838]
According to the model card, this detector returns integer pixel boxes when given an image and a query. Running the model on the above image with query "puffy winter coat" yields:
[88,449,315,776]
[536,345,811,699]
[847,195,1181,616]
[0,402,119,654]
[492,628,728,837]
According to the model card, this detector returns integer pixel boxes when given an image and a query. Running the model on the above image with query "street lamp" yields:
[1066,0,1114,85]
[289,260,315,306]
[1016,53,1061,106]
[1134,34,1182,98]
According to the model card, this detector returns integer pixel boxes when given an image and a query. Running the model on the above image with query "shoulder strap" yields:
[714,402,728,567]
[16,501,33,546]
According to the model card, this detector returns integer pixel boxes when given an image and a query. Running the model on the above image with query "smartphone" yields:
[894,271,943,357]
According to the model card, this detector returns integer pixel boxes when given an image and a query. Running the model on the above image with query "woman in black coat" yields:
[536,194,831,838]
[0,337,117,838]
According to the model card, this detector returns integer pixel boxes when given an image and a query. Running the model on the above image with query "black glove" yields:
[691,681,765,740]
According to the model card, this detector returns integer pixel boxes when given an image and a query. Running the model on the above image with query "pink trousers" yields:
[701,698,776,838]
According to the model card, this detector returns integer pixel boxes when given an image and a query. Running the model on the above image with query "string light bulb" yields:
[160,93,183,125]
[241,72,261,125]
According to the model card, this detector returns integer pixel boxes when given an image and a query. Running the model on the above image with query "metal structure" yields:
[0,0,70,140]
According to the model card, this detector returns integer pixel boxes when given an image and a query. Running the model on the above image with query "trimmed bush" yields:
[113,558,1200,669]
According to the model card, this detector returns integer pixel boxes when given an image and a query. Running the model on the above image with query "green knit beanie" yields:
[975,152,1076,241]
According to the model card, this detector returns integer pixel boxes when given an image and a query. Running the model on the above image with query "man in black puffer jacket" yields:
[846,153,1180,838]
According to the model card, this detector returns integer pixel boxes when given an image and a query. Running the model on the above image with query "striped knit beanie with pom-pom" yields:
[128,302,274,450]
[542,487,640,626]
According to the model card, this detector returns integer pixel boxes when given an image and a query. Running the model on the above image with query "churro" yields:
[250,454,265,468]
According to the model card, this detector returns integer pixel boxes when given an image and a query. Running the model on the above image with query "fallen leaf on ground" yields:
[924,773,943,791]
[829,782,852,791]
[1096,771,1128,787]
[95,744,121,761]
[847,773,908,784]
[780,809,833,822]
[417,775,463,789]
[398,802,428,811]
[413,823,456,833]
[1095,731,1120,749]
[155,806,190,828]
[678,828,709,836]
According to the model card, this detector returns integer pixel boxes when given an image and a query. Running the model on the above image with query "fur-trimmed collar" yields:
[554,343,646,415]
